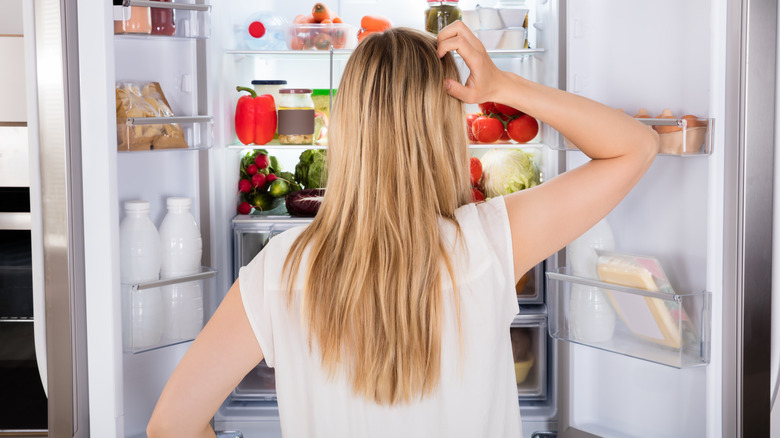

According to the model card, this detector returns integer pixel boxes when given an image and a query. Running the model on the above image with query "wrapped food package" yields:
[115,81,188,151]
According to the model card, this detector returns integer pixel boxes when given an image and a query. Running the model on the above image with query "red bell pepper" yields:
[235,86,277,145]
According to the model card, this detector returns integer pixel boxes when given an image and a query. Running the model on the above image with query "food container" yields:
[497,8,528,28]
[514,353,535,384]
[497,27,526,49]
[150,0,176,36]
[476,6,503,30]
[476,29,504,50]
[277,88,315,145]
[425,0,462,35]
[311,89,335,119]
[113,1,152,35]
[285,23,358,50]
[252,80,288,106]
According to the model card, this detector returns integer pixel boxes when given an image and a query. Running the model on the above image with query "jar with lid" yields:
[114,0,152,35]
[425,0,462,35]
[252,80,288,107]
[150,0,176,36]
[277,89,315,145]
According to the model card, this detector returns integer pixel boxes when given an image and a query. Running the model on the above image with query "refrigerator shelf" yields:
[554,117,714,156]
[114,0,212,39]
[546,267,711,369]
[227,142,546,151]
[117,115,214,152]
[121,266,217,354]
[225,48,543,60]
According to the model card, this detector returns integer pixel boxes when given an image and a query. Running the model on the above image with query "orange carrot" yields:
[333,16,343,23]
[293,14,316,24]
[321,18,333,24]
[360,15,391,32]
[312,3,333,23]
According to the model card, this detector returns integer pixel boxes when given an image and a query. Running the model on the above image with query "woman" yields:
[147,22,658,437]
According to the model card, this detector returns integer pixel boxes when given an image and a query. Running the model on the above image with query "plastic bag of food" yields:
[115,81,188,151]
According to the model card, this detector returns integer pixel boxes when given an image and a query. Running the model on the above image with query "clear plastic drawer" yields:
[512,313,547,399]
[546,267,711,368]
[121,266,216,353]
[117,115,213,152]
[114,0,211,39]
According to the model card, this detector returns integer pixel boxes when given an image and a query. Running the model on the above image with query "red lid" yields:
[248,21,266,38]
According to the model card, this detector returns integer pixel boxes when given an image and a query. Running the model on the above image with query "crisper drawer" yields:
[232,215,313,281]
[511,311,547,400]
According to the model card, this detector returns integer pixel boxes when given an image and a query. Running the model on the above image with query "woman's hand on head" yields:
[436,21,505,104]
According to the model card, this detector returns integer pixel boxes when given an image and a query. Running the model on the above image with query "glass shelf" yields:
[118,115,213,152]
[468,141,545,150]
[227,141,545,151]
[122,267,216,354]
[114,0,211,39]
[546,267,711,369]
[226,47,543,60]
[554,117,713,157]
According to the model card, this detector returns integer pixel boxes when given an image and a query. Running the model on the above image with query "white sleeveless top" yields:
[239,196,522,437]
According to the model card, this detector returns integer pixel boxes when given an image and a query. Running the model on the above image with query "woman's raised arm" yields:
[438,21,659,282]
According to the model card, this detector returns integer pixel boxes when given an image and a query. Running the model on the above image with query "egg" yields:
[633,108,651,118]
[653,108,682,134]
[681,114,706,128]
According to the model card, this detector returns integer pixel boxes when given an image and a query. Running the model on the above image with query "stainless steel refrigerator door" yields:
[28,0,90,435]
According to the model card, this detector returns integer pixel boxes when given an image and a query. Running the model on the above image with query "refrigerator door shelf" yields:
[557,117,714,157]
[121,266,217,354]
[117,115,214,152]
[546,267,711,369]
[114,0,212,39]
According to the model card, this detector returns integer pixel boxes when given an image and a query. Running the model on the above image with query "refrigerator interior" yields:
[83,0,722,436]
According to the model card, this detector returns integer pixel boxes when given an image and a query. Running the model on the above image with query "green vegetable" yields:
[269,179,291,198]
[251,192,281,211]
[294,149,328,189]
[480,149,541,197]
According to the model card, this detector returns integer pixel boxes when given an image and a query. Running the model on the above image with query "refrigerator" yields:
[20,0,776,436]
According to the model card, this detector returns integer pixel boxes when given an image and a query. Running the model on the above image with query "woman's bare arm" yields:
[147,281,262,437]
[437,21,659,281]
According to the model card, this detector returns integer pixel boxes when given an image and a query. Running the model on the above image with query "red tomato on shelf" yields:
[472,116,503,143]
[507,115,539,143]
[469,156,482,185]
[494,103,522,116]
[478,102,499,115]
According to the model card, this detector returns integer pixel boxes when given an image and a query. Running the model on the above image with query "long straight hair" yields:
[283,28,472,405]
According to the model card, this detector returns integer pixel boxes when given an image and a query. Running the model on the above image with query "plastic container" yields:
[425,0,462,35]
[568,284,616,343]
[475,6,503,30]
[113,1,152,35]
[159,197,204,341]
[277,89,315,145]
[476,29,504,49]
[285,23,358,50]
[243,12,287,50]
[150,0,176,36]
[252,80,288,106]
[119,200,163,349]
[311,89,334,119]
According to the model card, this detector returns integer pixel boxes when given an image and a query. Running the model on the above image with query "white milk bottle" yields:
[119,200,163,350]
[158,197,203,341]
[566,219,617,343]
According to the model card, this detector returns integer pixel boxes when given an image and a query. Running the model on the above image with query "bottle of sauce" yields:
[150,0,176,36]
[425,0,462,35]
[277,89,315,145]
[114,0,152,35]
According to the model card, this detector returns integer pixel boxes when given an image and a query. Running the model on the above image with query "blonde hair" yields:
[283,28,472,405]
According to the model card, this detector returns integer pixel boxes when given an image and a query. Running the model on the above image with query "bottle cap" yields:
[279,88,313,94]
[248,21,267,39]
[167,197,192,208]
[124,200,150,212]
[252,80,288,85]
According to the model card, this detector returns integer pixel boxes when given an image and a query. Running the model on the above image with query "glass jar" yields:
[425,0,462,35]
[311,89,335,119]
[277,89,315,145]
[252,80,288,106]
[114,1,152,35]
[150,0,176,36]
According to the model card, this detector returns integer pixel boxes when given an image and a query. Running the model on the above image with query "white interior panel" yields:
[0,37,27,122]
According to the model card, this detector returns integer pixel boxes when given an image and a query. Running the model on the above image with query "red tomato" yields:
[499,129,510,142]
[472,116,503,143]
[478,102,499,115]
[507,115,539,143]
[466,113,481,142]
[472,188,486,202]
[469,157,482,185]
[494,103,522,116]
